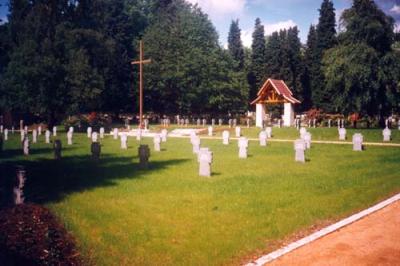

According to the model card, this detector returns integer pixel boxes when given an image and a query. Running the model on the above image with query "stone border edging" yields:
[244,193,400,266]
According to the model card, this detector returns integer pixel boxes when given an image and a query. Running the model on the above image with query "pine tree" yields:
[303,25,318,110]
[227,19,245,71]
[312,0,337,110]
[265,31,281,78]
[248,18,266,102]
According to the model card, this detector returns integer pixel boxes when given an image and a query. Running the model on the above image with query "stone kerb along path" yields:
[246,193,400,266]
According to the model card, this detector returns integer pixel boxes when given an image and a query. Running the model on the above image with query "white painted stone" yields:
[38,126,42,135]
[87,127,92,138]
[339,128,347,140]
[4,129,8,140]
[222,130,230,145]
[198,148,212,177]
[92,132,98,142]
[208,126,213,137]
[52,126,57,136]
[352,133,363,151]
[45,130,51,144]
[294,139,306,163]
[383,127,391,142]
[113,128,118,140]
[235,126,241,137]
[32,129,37,143]
[283,103,294,127]
[100,127,105,139]
[265,127,272,138]
[136,128,142,141]
[69,126,74,133]
[259,131,267,146]
[120,134,128,149]
[67,131,73,145]
[256,103,266,128]
[20,130,25,141]
[153,134,161,151]
[161,129,168,142]
[299,127,307,139]
[304,132,311,149]
[192,136,200,154]
[23,138,29,155]
[238,137,248,159]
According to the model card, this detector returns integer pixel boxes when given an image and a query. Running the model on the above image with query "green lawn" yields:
[1,128,400,265]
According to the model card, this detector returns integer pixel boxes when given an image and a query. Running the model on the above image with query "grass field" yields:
[1,127,400,265]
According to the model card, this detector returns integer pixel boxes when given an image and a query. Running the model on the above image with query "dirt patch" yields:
[268,201,400,265]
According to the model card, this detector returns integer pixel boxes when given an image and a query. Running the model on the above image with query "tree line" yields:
[0,0,399,126]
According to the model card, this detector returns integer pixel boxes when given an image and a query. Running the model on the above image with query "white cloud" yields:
[241,20,297,48]
[264,20,297,35]
[186,0,246,19]
[390,4,400,14]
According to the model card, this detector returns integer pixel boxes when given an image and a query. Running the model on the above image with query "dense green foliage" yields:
[323,0,400,120]
[0,0,399,123]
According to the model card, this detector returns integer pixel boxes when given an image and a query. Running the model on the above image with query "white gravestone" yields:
[222,130,230,145]
[238,137,248,159]
[235,126,241,137]
[197,119,201,126]
[352,133,363,151]
[198,148,212,177]
[313,119,316,128]
[304,132,311,149]
[20,130,25,141]
[67,131,73,145]
[24,126,28,134]
[53,126,57,136]
[69,127,74,133]
[136,128,142,141]
[211,119,215,126]
[383,128,391,142]
[23,138,29,155]
[338,128,347,140]
[92,132,98,142]
[32,129,37,143]
[294,139,306,163]
[190,131,197,144]
[120,134,128,149]
[265,127,272,138]
[228,119,232,128]
[161,129,168,142]
[337,118,341,129]
[45,130,51,144]
[247,118,250,128]
[208,126,213,137]
[153,134,161,152]
[100,127,105,139]
[219,119,222,126]
[202,119,206,126]
[38,126,42,135]
[87,127,92,138]
[398,120,400,130]
[300,127,307,139]
[4,129,8,140]
[328,119,332,128]
[192,136,201,154]
[259,131,267,146]
[113,128,118,140]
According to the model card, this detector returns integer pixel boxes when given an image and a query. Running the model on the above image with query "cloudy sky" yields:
[0,0,399,45]
[186,0,400,46]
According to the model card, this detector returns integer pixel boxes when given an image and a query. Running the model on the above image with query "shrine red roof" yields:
[251,79,301,105]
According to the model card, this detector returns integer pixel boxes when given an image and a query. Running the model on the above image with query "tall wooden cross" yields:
[131,40,151,129]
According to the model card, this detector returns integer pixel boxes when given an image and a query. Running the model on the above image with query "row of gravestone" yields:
[175,118,252,128]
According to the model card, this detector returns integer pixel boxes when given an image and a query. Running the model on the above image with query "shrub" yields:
[0,204,82,265]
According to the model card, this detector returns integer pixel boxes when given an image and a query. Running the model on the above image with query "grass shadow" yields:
[0,155,189,206]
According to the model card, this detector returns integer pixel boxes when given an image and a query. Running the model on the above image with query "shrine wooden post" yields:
[131,40,151,129]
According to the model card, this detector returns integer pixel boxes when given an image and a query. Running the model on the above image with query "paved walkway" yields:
[268,200,400,266]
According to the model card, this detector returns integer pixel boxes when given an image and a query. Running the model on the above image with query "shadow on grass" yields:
[0,155,188,206]
[0,148,56,159]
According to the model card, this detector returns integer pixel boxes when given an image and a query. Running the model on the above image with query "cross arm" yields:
[131,59,152,65]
